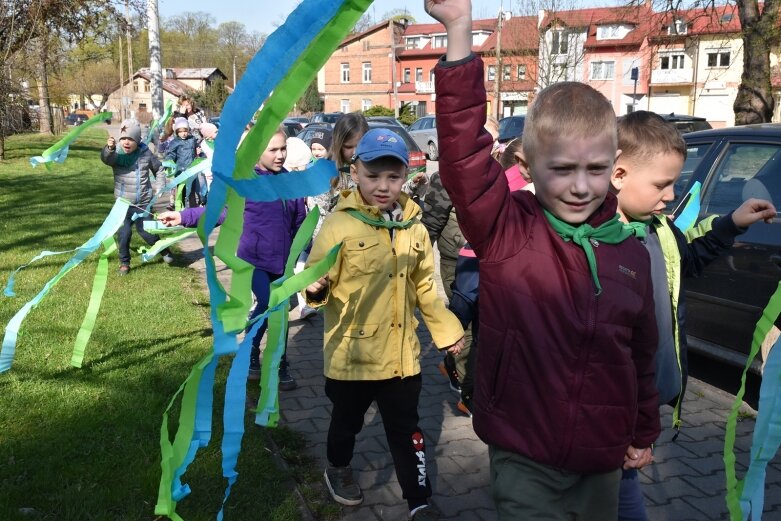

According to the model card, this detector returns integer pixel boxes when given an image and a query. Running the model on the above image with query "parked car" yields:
[310,112,343,126]
[498,115,526,143]
[367,116,406,128]
[282,121,304,137]
[285,116,310,127]
[660,113,713,134]
[65,113,88,126]
[670,124,781,374]
[407,115,439,160]
[296,123,330,147]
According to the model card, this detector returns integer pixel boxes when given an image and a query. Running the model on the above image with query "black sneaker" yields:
[278,365,297,391]
[409,505,442,520]
[438,356,461,394]
[324,465,363,506]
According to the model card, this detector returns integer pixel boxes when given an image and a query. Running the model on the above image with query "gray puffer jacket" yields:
[101,144,162,205]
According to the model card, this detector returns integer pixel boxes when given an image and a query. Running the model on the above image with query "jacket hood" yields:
[333,189,421,221]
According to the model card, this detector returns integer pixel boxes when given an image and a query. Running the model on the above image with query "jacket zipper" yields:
[559,288,599,467]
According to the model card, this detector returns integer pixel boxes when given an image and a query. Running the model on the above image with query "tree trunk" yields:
[734,0,776,124]
[36,37,54,135]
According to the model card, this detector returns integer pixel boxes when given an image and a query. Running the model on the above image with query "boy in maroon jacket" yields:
[427,1,660,519]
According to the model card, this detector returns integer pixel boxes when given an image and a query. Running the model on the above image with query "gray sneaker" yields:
[324,465,363,506]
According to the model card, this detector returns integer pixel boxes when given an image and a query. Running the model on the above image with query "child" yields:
[429,1,660,519]
[309,128,332,160]
[304,128,465,520]
[611,111,777,521]
[158,126,306,390]
[101,119,173,274]
[165,117,202,208]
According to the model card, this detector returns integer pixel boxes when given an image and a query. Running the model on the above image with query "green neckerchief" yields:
[543,209,635,295]
[624,219,649,240]
[114,144,142,168]
[345,208,416,230]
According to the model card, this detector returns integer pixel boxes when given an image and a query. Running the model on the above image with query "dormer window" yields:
[433,35,448,48]
[667,18,688,35]
[597,25,621,40]
[551,29,569,55]
[406,37,421,49]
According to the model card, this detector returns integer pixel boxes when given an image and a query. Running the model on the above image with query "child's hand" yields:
[410,172,428,185]
[107,137,116,149]
[306,275,329,297]
[623,445,653,470]
[732,198,777,227]
[445,336,465,356]
[158,211,182,226]
[425,0,472,26]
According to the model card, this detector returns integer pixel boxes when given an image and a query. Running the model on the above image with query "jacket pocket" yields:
[486,330,513,412]
[342,324,381,365]
[343,236,381,276]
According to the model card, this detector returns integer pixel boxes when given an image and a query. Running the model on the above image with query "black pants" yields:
[117,207,160,264]
[325,375,431,504]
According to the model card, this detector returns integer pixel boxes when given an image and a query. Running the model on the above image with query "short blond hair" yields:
[617,111,686,164]
[522,82,617,162]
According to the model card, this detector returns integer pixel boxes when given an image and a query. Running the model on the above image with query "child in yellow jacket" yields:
[305,128,464,520]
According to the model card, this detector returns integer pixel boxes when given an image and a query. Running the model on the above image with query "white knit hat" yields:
[283,137,313,171]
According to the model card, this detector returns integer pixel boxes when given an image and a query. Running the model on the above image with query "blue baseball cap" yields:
[353,128,409,167]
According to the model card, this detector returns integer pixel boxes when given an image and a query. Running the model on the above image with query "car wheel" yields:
[427,142,439,161]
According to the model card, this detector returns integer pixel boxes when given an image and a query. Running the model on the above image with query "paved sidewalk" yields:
[177,234,780,521]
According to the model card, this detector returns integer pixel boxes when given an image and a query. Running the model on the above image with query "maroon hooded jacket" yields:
[435,54,660,474]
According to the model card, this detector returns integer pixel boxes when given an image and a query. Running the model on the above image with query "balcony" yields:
[651,68,694,85]
[416,81,434,94]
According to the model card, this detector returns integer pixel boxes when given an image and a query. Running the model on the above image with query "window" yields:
[133,80,139,93]
[144,82,150,92]
[667,18,688,35]
[590,61,615,80]
[551,30,568,55]
[433,35,447,48]
[138,103,147,111]
[707,51,730,68]
[340,63,350,83]
[403,68,411,83]
[415,68,423,82]
[503,64,511,81]
[487,65,496,81]
[362,99,372,111]
[406,37,420,49]
[340,99,350,113]
[597,25,621,40]
[553,63,567,79]
[517,64,527,80]
[362,62,372,83]
[702,144,781,217]
[660,54,685,70]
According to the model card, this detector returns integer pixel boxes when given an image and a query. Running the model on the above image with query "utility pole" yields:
[233,55,237,89]
[125,0,134,120]
[147,0,164,120]
[119,35,125,120]
[494,1,504,120]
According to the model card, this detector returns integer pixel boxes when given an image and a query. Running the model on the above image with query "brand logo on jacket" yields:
[618,265,637,279]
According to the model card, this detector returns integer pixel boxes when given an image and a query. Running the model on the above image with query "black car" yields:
[282,121,303,137]
[660,113,713,134]
[65,113,88,126]
[671,124,781,373]
[498,115,526,143]
[310,112,343,126]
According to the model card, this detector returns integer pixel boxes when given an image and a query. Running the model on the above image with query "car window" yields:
[409,120,422,131]
[669,142,715,211]
[701,143,781,216]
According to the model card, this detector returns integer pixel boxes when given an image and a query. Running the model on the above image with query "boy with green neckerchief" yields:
[428,1,660,519]
[304,128,464,520]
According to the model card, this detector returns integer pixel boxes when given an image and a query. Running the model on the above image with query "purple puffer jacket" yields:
[180,167,307,274]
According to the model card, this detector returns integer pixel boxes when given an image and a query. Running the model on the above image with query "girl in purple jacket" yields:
[159,128,307,390]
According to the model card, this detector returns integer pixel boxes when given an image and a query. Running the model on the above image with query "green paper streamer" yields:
[724,282,781,519]
[70,237,117,368]
[30,111,113,168]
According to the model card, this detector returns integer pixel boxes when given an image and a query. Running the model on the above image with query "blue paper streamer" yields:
[673,181,702,232]
[739,336,781,520]
[4,248,81,297]
[0,198,131,373]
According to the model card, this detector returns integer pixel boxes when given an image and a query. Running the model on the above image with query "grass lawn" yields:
[0,129,302,521]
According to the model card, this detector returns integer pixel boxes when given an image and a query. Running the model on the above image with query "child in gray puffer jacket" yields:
[101,119,172,274]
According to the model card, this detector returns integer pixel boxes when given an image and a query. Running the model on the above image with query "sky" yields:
[157,0,507,35]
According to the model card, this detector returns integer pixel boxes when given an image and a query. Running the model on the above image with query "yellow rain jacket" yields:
[305,190,464,381]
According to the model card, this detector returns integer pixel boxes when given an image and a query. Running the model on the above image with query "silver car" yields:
[407,115,439,160]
